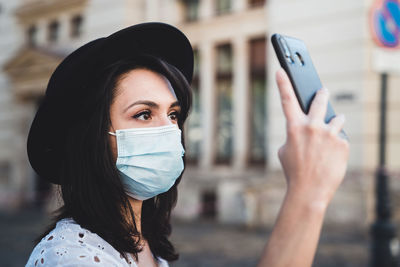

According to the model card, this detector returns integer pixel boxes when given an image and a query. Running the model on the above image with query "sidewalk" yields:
[0,208,368,267]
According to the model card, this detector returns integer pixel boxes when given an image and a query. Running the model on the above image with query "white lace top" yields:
[26,218,169,267]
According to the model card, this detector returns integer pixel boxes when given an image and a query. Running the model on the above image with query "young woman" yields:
[25,22,349,267]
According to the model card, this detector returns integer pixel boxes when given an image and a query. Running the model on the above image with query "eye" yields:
[168,111,180,121]
[133,111,151,121]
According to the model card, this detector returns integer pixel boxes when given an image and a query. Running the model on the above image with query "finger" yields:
[308,88,329,122]
[328,114,346,135]
[276,69,303,123]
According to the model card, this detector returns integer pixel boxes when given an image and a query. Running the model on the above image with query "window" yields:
[215,43,233,164]
[216,44,233,74]
[48,20,59,43]
[186,49,201,164]
[216,0,231,15]
[183,0,199,22]
[248,0,266,8]
[200,190,217,219]
[249,37,267,164]
[70,15,83,38]
[27,25,37,47]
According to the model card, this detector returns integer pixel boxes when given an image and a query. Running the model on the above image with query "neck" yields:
[127,197,143,234]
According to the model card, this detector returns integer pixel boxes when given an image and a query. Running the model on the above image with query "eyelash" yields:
[133,111,151,120]
[132,110,180,121]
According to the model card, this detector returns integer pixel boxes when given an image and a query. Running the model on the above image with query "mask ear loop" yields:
[108,125,117,136]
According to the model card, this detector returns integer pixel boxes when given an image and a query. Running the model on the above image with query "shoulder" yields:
[25,218,130,267]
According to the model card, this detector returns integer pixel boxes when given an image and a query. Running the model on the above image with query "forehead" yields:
[114,68,177,103]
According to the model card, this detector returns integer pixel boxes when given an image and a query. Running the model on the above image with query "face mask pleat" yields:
[116,130,184,158]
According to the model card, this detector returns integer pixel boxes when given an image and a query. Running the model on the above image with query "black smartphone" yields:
[271,33,347,139]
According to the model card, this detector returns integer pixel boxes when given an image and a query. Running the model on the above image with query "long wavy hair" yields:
[37,54,192,262]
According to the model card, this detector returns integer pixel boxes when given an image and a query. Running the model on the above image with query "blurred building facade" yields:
[0,0,399,228]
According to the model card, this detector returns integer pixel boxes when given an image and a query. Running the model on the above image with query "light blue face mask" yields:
[108,124,185,200]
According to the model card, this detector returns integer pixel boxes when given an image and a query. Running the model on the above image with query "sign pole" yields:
[369,0,400,265]
[370,72,397,267]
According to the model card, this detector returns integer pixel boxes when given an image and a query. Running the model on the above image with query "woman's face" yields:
[109,68,181,160]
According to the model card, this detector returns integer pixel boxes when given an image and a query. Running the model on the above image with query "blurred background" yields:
[0,0,399,266]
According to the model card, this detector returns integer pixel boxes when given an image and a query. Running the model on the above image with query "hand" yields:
[276,69,350,207]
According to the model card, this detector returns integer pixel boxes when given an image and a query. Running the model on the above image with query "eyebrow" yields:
[123,100,180,113]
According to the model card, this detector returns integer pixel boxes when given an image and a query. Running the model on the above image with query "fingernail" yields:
[276,68,285,78]
[320,87,329,94]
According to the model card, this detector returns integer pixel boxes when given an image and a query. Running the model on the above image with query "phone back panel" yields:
[271,34,336,124]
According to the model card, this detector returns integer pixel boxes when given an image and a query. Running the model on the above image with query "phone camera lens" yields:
[279,37,291,57]
[279,36,293,63]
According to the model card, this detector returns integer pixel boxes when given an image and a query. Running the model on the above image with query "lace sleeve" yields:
[26,218,169,267]
[25,219,131,267]
[26,241,125,266]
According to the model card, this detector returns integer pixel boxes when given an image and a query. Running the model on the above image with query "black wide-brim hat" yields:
[27,22,193,184]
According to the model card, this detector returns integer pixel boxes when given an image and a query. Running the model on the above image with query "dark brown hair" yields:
[37,55,192,263]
